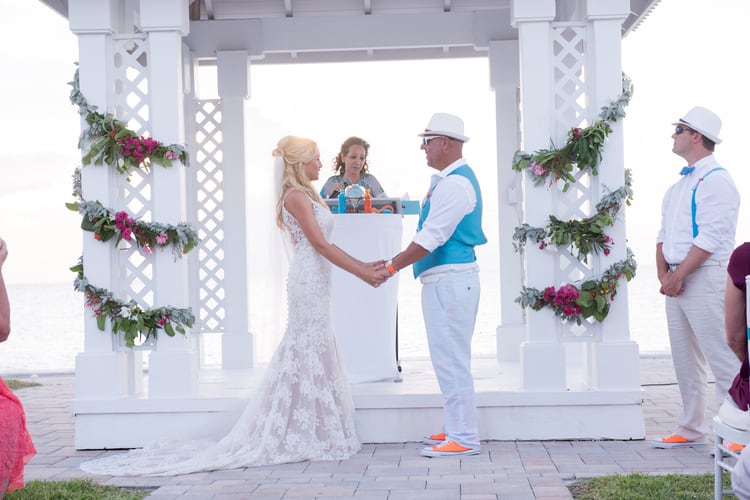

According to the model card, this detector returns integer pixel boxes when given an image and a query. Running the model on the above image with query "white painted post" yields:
[70,0,134,400]
[216,50,255,369]
[488,40,525,363]
[511,0,567,391]
[585,0,640,390]
[139,0,198,397]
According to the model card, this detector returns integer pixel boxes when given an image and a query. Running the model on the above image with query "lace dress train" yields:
[80,199,360,476]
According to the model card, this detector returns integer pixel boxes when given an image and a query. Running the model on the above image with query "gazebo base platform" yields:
[72,356,645,450]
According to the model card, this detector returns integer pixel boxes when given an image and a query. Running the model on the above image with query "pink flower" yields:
[165,150,178,161]
[158,318,167,326]
[156,233,168,245]
[142,246,153,255]
[529,162,545,176]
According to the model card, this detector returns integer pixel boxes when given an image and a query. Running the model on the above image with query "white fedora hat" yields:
[418,112,470,142]
[672,106,722,144]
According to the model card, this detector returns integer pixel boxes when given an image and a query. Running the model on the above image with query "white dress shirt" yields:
[413,158,479,276]
[656,154,740,264]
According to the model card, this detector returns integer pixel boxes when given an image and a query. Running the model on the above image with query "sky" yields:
[0,0,749,334]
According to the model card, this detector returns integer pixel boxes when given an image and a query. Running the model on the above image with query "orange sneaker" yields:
[651,434,706,449]
[423,432,446,445]
[724,440,746,453]
[421,440,480,457]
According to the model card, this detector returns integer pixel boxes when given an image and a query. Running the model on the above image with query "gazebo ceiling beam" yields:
[187,9,514,62]
[37,0,658,38]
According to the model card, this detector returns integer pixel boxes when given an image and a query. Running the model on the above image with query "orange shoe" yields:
[725,440,746,453]
[421,440,480,457]
[423,432,446,445]
[651,434,706,449]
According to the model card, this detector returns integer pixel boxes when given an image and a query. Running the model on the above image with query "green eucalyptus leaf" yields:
[164,322,176,337]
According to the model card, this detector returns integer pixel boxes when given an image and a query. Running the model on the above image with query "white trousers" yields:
[421,271,480,448]
[666,263,740,439]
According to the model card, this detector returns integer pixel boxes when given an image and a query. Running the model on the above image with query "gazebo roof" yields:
[41,0,660,64]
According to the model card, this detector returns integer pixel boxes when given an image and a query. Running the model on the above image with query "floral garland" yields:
[512,170,633,263]
[66,170,200,257]
[513,74,637,324]
[515,249,637,325]
[69,68,188,178]
[68,67,198,346]
[71,258,195,348]
[512,75,633,191]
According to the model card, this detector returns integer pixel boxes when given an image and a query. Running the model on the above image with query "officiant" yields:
[319,136,386,198]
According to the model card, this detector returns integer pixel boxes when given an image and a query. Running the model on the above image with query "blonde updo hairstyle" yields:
[273,135,326,229]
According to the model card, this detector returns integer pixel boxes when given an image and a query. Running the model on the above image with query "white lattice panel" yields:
[114,36,150,136]
[111,36,156,349]
[552,23,601,342]
[192,100,226,333]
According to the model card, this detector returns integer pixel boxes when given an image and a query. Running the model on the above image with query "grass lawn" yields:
[569,472,732,499]
[5,479,152,499]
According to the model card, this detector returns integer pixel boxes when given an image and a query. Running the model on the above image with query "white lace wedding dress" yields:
[80,198,361,476]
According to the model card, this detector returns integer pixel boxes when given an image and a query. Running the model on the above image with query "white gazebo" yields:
[40,0,659,449]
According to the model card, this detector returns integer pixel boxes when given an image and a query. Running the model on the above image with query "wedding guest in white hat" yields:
[376,112,486,457]
[652,106,741,449]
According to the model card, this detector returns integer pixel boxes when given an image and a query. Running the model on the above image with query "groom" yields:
[378,112,486,457]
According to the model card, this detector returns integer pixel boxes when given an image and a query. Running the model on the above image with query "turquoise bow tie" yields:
[680,166,695,175]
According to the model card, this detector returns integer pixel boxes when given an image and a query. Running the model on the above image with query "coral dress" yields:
[0,377,36,492]
[81,198,360,476]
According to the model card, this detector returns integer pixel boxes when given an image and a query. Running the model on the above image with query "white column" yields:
[585,0,640,390]
[140,0,198,397]
[512,0,566,391]
[488,40,525,363]
[216,50,255,369]
[70,0,135,400]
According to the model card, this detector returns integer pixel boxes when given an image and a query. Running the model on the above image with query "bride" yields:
[80,136,386,476]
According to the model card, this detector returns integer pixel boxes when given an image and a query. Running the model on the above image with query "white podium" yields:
[331,214,402,383]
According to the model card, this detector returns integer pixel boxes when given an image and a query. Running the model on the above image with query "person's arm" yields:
[725,275,747,361]
[655,242,669,283]
[284,189,384,287]
[367,174,386,198]
[0,239,10,342]
[383,242,430,276]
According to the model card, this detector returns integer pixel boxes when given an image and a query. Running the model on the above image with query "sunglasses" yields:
[674,125,694,135]
[422,136,443,146]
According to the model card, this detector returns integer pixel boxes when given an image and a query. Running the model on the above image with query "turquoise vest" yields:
[413,165,487,278]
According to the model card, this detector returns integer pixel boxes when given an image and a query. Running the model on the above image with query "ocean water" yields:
[0,269,669,376]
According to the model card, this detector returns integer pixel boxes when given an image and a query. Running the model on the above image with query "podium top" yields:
[324,197,403,214]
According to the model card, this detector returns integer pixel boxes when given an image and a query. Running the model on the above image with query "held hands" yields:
[659,270,685,297]
[375,265,392,280]
[360,260,387,288]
